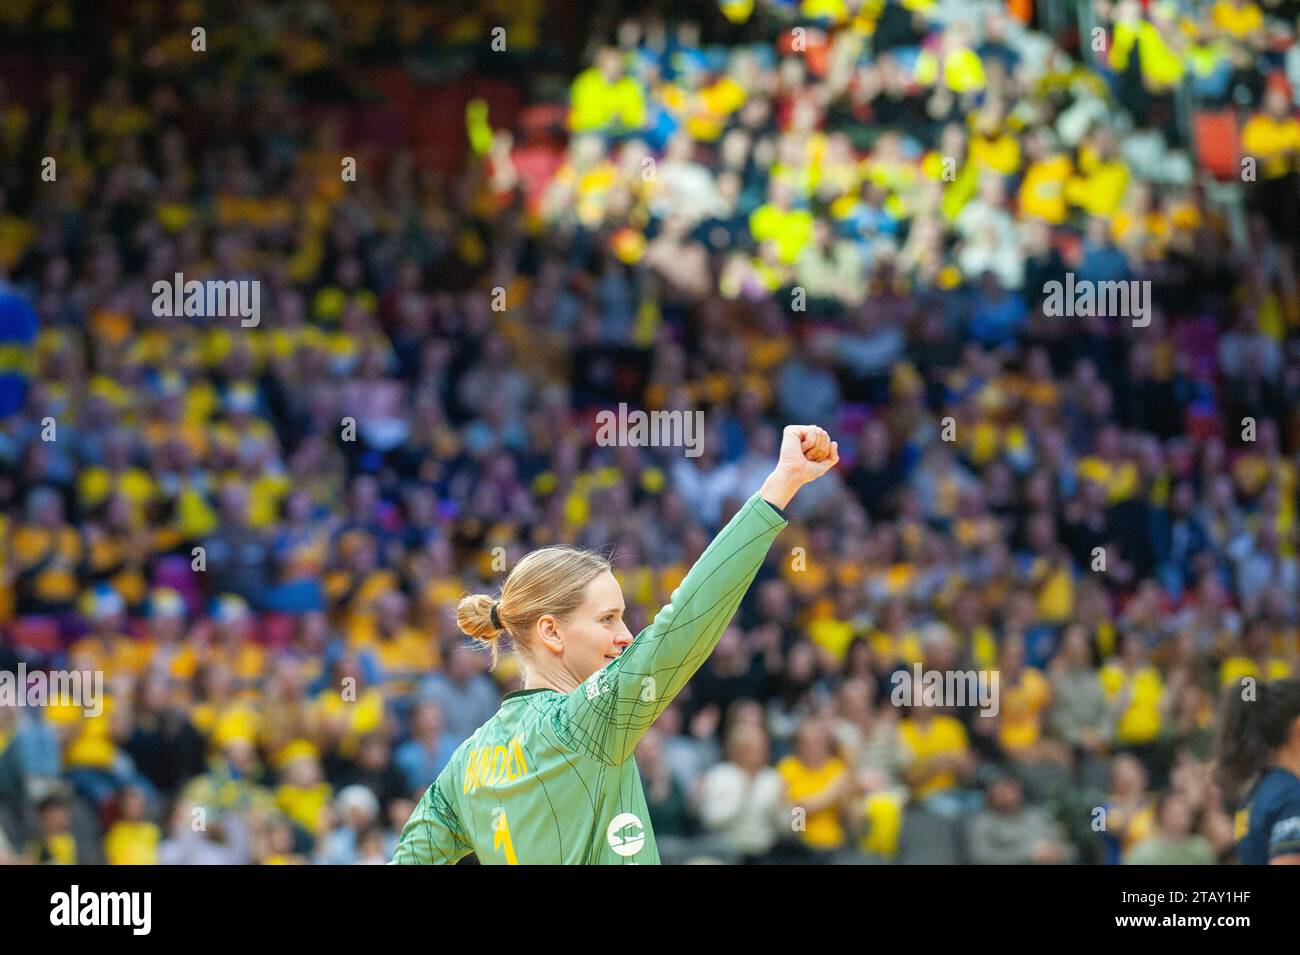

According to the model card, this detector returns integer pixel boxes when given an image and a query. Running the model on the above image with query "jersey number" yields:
[492,808,519,865]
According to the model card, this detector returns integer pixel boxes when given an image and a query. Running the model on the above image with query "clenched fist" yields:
[760,424,840,509]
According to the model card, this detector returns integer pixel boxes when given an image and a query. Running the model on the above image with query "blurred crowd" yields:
[1,0,1299,864]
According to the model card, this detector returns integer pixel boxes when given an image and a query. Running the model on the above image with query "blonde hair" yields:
[457,546,612,669]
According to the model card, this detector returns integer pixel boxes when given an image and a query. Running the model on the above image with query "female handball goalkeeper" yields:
[392,424,838,864]
[1214,678,1300,864]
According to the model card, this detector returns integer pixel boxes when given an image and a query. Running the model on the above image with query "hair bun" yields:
[456,594,502,641]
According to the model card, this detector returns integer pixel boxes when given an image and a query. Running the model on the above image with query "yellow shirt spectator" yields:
[915,47,986,94]
[968,132,1021,176]
[859,789,907,858]
[47,697,118,770]
[349,617,439,691]
[720,0,755,23]
[12,524,81,606]
[1241,114,1300,179]
[190,699,261,751]
[69,633,155,679]
[104,821,161,865]
[1032,560,1075,624]
[807,617,858,665]
[869,627,924,668]
[922,150,979,221]
[1100,663,1165,744]
[999,667,1052,751]
[78,466,155,516]
[1219,656,1293,688]
[690,77,748,142]
[777,755,849,850]
[1066,147,1129,217]
[802,0,848,20]
[1110,20,1185,90]
[749,204,814,265]
[899,714,969,798]
[310,686,385,758]
[33,832,78,865]
[1019,154,1072,223]
[1211,0,1263,38]
[963,626,999,671]
[569,67,646,133]
[244,472,292,529]
[276,782,334,835]
[1076,456,1140,503]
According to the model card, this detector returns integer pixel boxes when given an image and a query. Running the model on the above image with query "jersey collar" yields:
[502,687,560,702]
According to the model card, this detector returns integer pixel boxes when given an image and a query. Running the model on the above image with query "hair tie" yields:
[489,601,502,631]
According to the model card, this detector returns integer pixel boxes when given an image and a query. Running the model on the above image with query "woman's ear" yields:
[535,614,563,654]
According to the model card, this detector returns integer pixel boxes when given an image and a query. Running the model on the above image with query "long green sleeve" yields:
[550,492,787,765]
[390,773,473,865]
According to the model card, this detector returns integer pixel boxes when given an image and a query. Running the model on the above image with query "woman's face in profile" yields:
[552,570,635,684]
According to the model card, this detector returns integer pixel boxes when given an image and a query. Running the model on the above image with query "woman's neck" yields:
[523,661,580,695]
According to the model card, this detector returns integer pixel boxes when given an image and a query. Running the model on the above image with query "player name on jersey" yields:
[462,735,530,794]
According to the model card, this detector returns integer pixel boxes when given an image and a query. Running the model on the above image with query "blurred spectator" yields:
[899,705,978,817]
[1121,791,1217,864]
[29,792,83,864]
[315,785,381,867]
[104,784,161,865]
[636,726,694,863]
[966,770,1076,864]
[417,647,501,747]
[394,700,459,795]
[696,722,790,863]
[777,717,852,860]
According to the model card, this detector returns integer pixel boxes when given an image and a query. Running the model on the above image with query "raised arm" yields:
[551,425,839,765]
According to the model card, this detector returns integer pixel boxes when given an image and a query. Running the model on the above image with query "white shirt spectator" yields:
[697,762,789,857]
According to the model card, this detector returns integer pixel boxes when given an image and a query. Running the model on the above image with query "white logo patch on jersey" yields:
[606,812,645,857]
[585,668,610,701]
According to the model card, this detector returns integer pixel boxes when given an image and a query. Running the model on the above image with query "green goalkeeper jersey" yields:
[391,492,787,865]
